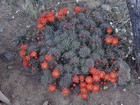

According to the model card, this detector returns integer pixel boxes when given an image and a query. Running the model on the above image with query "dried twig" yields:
[118,18,130,29]
[87,0,108,17]
[44,1,76,12]
[127,88,140,98]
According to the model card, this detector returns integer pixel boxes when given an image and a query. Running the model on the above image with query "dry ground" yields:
[0,0,140,105]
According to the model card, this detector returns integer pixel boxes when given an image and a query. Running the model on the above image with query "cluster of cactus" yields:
[18,5,130,99]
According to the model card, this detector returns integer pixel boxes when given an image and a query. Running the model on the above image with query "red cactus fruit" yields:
[62,88,70,96]
[52,69,60,78]
[105,36,113,44]
[109,72,117,79]
[79,75,84,82]
[80,87,88,94]
[20,44,27,50]
[106,27,113,34]
[89,67,97,74]
[72,75,79,83]
[48,84,56,92]
[85,76,93,84]
[25,55,30,61]
[45,54,52,61]
[74,6,81,13]
[100,71,106,79]
[81,93,88,99]
[93,74,100,82]
[92,84,100,92]
[80,82,86,88]
[30,51,37,58]
[86,84,93,91]
[104,74,111,81]
[47,12,55,23]
[110,78,117,84]
[41,61,49,70]
[112,37,119,46]
[20,50,26,57]
[36,23,43,30]
[22,58,29,67]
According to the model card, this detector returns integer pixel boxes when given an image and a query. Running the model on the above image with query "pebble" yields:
[13,100,20,105]
[123,37,127,40]
[132,57,136,60]
[26,25,31,28]
[69,103,72,105]
[87,0,102,8]
[116,59,131,85]
[27,101,30,104]
[0,36,4,45]
[0,28,3,32]
[43,101,49,105]
[115,28,119,33]
[101,4,111,11]
[123,88,126,92]
[112,6,120,14]
[129,40,133,44]
[0,51,14,62]
[11,16,15,19]
[130,32,133,36]
[107,0,116,4]
[110,22,113,25]
[103,86,108,90]
[7,65,14,70]
[15,10,20,14]
[121,28,126,34]
[11,94,16,98]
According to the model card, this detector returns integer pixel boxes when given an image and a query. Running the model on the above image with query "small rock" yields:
[101,4,111,11]
[11,94,16,98]
[7,65,14,70]
[26,25,31,28]
[123,88,126,92]
[132,57,135,60]
[121,28,126,34]
[107,0,117,4]
[27,102,30,104]
[0,36,4,45]
[129,40,133,44]
[12,100,20,105]
[112,6,120,14]
[115,28,119,33]
[43,101,49,105]
[11,16,15,19]
[116,59,131,85]
[0,91,11,105]
[0,28,3,32]
[103,86,108,90]
[0,51,14,62]
[110,22,113,25]
[87,0,102,8]
[113,84,118,89]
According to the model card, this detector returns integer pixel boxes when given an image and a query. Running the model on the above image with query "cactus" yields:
[18,6,132,97]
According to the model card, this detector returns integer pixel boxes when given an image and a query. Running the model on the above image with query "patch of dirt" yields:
[0,0,139,105]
